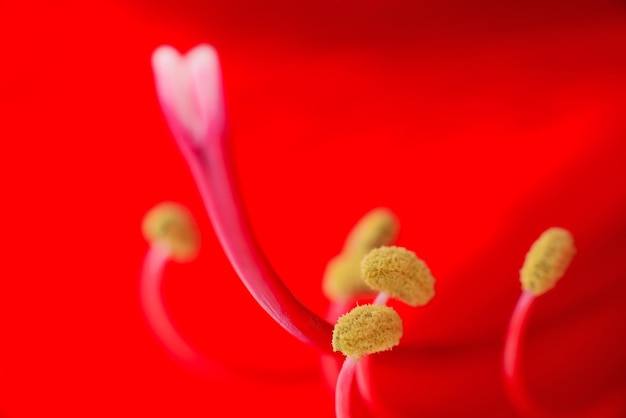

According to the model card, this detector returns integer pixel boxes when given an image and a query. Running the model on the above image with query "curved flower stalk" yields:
[144,43,626,417]
[151,45,334,353]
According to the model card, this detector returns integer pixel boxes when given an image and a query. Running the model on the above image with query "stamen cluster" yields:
[143,44,620,418]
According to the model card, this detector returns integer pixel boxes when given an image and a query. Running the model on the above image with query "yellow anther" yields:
[322,208,399,301]
[520,227,576,296]
[344,208,399,255]
[322,254,375,301]
[142,202,200,262]
[332,304,403,359]
[361,246,436,307]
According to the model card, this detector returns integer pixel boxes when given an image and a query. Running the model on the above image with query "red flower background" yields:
[1,0,625,417]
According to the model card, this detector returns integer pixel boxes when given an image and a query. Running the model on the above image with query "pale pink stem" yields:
[372,292,389,306]
[199,135,335,351]
[334,292,390,417]
[156,102,334,354]
[140,243,318,384]
[336,357,358,418]
[354,362,374,410]
[503,290,540,418]
[155,63,336,353]
[140,244,201,370]
[503,290,625,418]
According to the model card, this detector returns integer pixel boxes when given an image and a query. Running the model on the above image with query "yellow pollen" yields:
[520,227,576,296]
[322,254,375,301]
[361,246,436,307]
[332,304,403,359]
[322,209,399,301]
[142,202,200,262]
[344,208,400,254]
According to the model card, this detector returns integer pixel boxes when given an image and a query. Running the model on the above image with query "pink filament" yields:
[139,243,318,384]
[152,46,335,353]
[503,290,625,418]
[140,243,227,378]
[503,290,540,418]
[336,357,358,418]
[334,292,392,417]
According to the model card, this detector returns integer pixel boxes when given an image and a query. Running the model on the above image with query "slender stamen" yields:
[323,211,399,413]
[152,45,334,353]
[141,243,205,372]
[334,300,401,418]
[140,203,317,383]
[336,357,358,418]
[139,242,318,385]
[504,228,625,417]
[503,291,626,417]
[503,290,541,417]
[334,246,435,417]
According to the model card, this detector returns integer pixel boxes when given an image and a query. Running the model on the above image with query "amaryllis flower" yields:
[137,1,626,417]
[2,1,626,418]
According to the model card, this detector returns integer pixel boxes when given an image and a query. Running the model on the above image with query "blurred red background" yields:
[1,0,625,417]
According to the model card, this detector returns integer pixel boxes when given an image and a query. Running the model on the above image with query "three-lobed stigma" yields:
[142,202,200,262]
[520,227,576,295]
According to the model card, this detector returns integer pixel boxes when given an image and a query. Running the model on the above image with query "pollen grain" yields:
[142,202,200,262]
[520,227,576,295]
[344,208,399,254]
[361,246,436,307]
[332,304,403,359]
[323,254,374,300]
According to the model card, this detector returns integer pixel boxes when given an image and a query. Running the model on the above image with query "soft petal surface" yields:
[2,1,625,417]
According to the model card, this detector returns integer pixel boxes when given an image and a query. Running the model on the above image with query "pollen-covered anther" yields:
[361,246,435,307]
[344,208,400,254]
[520,227,576,296]
[322,254,375,301]
[332,305,403,359]
[142,202,200,262]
